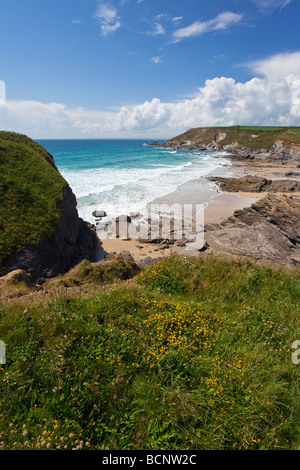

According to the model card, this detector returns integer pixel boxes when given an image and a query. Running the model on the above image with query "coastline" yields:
[203,154,300,224]
[96,150,300,267]
[2,132,300,451]
[94,157,246,260]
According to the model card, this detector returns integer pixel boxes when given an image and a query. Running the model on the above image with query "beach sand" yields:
[99,238,172,262]
[97,190,260,261]
[96,156,300,262]
[203,191,260,224]
[230,159,300,180]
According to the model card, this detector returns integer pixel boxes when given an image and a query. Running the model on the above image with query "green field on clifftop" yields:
[167,126,300,149]
[0,256,300,450]
[0,132,67,263]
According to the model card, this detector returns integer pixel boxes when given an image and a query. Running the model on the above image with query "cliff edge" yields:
[0,132,99,282]
[152,126,300,162]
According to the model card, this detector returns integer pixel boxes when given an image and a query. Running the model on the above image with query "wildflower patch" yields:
[138,298,217,367]
[137,257,194,293]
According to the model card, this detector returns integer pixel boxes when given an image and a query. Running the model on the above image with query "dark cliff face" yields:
[0,131,99,283]
[0,184,99,283]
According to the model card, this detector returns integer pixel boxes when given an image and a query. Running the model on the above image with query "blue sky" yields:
[0,0,299,138]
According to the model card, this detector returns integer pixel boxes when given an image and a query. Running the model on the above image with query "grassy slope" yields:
[168,126,300,149]
[0,132,67,263]
[0,256,300,450]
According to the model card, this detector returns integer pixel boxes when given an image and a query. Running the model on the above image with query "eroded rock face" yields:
[0,269,37,299]
[0,185,99,283]
[205,195,300,267]
[210,176,300,193]
[151,129,300,164]
[269,141,300,162]
[0,269,34,287]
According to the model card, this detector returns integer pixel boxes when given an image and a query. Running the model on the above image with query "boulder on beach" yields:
[119,251,135,262]
[92,210,107,218]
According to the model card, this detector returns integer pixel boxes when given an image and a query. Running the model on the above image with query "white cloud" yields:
[104,74,300,136]
[151,56,162,64]
[214,54,226,60]
[95,2,121,36]
[1,52,300,139]
[156,13,168,20]
[252,0,293,11]
[172,17,183,23]
[173,11,243,42]
[0,100,112,138]
[249,51,300,79]
[147,22,166,36]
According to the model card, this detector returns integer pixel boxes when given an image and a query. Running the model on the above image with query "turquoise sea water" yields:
[37,139,230,224]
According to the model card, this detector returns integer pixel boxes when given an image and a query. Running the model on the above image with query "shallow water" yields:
[37,139,231,225]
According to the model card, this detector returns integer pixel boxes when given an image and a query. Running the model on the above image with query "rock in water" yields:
[92,210,107,218]
[0,131,99,282]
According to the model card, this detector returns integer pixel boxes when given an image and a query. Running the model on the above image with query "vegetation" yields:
[0,132,67,263]
[1,255,300,450]
[45,258,141,289]
[169,125,300,149]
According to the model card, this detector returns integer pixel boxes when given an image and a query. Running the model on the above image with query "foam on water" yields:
[37,139,231,224]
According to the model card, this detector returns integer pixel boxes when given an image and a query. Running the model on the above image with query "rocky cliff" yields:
[204,194,300,267]
[152,126,300,162]
[0,132,99,283]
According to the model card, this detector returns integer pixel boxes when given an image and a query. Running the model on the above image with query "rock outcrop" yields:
[0,186,99,283]
[210,175,300,193]
[44,254,140,288]
[151,126,300,164]
[149,127,300,268]
[205,195,300,267]
[0,132,99,283]
[1,184,99,284]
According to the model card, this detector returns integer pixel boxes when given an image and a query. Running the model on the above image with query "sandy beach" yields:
[98,191,259,261]
[95,153,300,263]
[98,190,260,260]
[99,237,172,261]
[203,191,260,223]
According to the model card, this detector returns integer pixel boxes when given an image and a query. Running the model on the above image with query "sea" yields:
[36,139,232,225]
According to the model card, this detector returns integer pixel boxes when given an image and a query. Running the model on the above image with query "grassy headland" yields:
[0,256,300,450]
[165,125,300,149]
[1,129,300,451]
[0,132,67,263]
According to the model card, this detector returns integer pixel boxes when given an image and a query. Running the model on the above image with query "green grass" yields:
[0,256,300,450]
[0,132,67,263]
[169,125,300,149]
